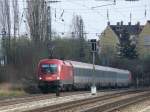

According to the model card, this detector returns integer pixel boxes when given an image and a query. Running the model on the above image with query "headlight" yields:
[57,76,60,80]
[39,77,42,80]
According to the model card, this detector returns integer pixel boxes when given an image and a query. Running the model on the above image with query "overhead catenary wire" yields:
[7,0,150,12]
[51,0,150,38]
[4,0,150,39]
[47,4,149,11]
[62,0,108,32]
[65,0,106,19]
[50,8,103,35]
[8,0,149,16]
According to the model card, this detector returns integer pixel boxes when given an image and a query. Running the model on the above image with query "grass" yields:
[0,83,27,98]
[0,90,26,97]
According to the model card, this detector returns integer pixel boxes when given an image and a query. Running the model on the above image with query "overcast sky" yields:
[20,0,150,39]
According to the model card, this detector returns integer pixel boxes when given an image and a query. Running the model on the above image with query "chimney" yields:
[117,22,120,26]
[121,21,123,25]
[107,21,110,26]
[128,22,131,26]
[137,21,140,26]
[137,21,140,33]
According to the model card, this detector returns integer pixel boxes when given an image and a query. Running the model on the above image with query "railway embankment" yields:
[0,89,149,112]
[0,89,131,112]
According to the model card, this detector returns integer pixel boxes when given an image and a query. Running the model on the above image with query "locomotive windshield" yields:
[41,64,57,74]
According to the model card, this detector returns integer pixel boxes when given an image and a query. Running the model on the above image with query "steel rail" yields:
[101,94,150,112]
[84,92,150,112]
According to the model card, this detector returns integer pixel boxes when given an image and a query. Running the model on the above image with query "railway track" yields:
[24,89,150,112]
[0,88,149,112]
[0,89,135,112]
[0,91,89,107]
[0,88,130,107]
[84,92,150,112]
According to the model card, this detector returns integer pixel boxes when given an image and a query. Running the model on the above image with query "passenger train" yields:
[37,59,131,93]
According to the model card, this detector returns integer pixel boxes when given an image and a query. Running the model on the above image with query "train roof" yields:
[65,60,130,74]
[39,59,130,74]
[39,59,63,63]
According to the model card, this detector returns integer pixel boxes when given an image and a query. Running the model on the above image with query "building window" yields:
[0,57,5,66]
[144,36,150,45]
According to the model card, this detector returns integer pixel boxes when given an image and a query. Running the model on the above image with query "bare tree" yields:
[71,15,81,39]
[0,0,11,38]
[4,0,11,46]
[26,0,48,44]
[12,0,19,39]
[0,0,11,63]
[0,1,6,30]
[70,15,87,62]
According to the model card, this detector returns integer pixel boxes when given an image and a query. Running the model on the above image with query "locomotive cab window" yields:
[41,64,57,74]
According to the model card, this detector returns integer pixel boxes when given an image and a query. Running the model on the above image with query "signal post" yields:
[90,39,97,95]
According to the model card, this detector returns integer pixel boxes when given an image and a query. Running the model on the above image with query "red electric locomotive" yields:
[37,59,73,92]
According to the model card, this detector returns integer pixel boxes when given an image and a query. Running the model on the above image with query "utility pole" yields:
[47,6,52,41]
[46,0,61,59]
[46,0,61,41]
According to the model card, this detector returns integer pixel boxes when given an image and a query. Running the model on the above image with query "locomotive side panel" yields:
[72,61,130,89]
[116,71,130,87]
[74,67,92,88]
[60,64,73,85]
